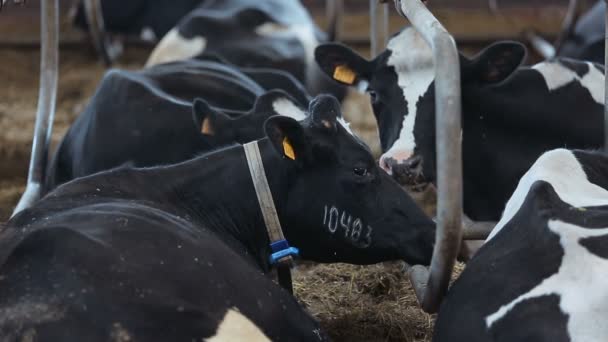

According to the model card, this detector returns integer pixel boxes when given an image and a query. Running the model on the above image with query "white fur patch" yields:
[255,22,319,88]
[337,117,353,135]
[488,149,608,241]
[205,308,270,342]
[272,98,306,120]
[381,28,435,166]
[272,97,354,135]
[146,29,207,67]
[485,219,608,342]
[532,61,604,104]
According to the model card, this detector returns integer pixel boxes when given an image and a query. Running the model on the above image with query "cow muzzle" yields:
[380,154,427,189]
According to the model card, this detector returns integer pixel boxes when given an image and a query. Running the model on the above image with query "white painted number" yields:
[323,205,373,248]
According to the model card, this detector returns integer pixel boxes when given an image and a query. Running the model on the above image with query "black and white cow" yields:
[72,0,202,42]
[0,95,435,341]
[45,58,311,192]
[434,148,608,341]
[315,27,605,221]
[146,0,345,99]
[558,0,605,64]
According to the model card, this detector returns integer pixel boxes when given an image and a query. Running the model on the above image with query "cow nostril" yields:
[405,155,422,169]
[379,157,393,175]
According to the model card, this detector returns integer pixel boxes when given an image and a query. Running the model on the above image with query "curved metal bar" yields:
[83,0,121,65]
[462,219,496,240]
[370,0,390,58]
[11,0,59,217]
[370,0,379,57]
[394,0,463,313]
[553,0,579,55]
[604,0,608,151]
[325,0,343,41]
[492,0,578,59]
[382,1,390,45]
[524,30,556,60]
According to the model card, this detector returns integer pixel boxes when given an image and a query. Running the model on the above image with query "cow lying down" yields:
[45,58,310,193]
[435,148,608,341]
[0,96,435,341]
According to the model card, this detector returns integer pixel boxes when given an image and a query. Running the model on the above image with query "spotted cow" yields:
[72,0,202,42]
[44,58,311,193]
[0,96,435,341]
[316,27,605,220]
[434,148,608,341]
[146,0,345,99]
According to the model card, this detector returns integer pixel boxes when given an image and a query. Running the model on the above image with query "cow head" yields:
[192,89,306,146]
[146,0,342,97]
[315,28,526,187]
[264,94,435,266]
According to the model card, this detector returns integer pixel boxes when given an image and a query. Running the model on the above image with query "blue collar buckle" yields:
[269,239,299,265]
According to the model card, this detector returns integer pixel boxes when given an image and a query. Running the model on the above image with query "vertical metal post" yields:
[394,0,463,313]
[326,0,343,41]
[11,0,59,217]
[605,0,608,151]
[382,2,390,46]
[83,0,121,65]
[371,0,391,58]
[370,0,379,57]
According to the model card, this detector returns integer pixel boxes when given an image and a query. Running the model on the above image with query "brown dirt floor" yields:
[0,45,453,341]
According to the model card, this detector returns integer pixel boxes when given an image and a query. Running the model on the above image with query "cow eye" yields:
[368,90,379,104]
[353,167,368,176]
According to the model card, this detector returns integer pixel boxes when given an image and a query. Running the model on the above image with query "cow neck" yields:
[164,139,293,274]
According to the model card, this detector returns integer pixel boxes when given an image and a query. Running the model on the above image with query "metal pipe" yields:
[394,0,463,313]
[11,0,59,217]
[553,0,579,55]
[462,221,496,240]
[604,0,608,151]
[382,2,390,47]
[326,0,343,41]
[370,0,390,58]
[525,30,556,59]
[370,0,379,57]
[83,0,121,65]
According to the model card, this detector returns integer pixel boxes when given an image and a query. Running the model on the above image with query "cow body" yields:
[1,96,435,340]
[45,58,309,193]
[558,0,605,64]
[316,28,605,220]
[434,149,608,341]
[147,0,344,99]
[73,0,203,41]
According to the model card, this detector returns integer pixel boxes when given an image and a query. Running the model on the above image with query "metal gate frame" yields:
[10,0,59,218]
[387,0,463,313]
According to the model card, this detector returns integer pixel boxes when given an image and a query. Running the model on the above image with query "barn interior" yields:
[0,0,595,340]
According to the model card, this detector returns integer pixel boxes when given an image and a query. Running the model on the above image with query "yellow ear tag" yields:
[282,137,296,160]
[333,64,356,85]
[201,117,214,135]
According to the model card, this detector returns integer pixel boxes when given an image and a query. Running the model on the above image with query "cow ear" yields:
[192,98,231,136]
[308,94,340,134]
[462,41,527,84]
[315,43,371,86]
[264,116,309,165]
